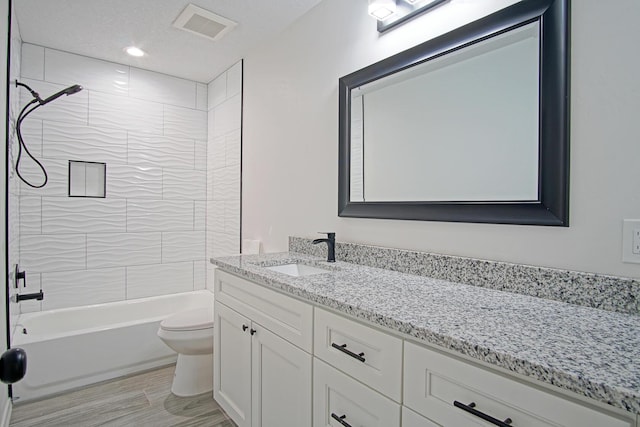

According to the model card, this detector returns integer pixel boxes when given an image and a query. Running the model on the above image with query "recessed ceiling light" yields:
[125,46,145,57]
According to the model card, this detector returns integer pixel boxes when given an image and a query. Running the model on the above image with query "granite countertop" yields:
[211,252,640,415]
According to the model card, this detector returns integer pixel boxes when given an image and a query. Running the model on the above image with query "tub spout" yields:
[16,290,44,302]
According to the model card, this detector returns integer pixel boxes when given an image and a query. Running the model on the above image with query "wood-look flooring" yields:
[10,365,236,427]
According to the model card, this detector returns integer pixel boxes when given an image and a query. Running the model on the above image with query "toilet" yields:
[157,306,214,397]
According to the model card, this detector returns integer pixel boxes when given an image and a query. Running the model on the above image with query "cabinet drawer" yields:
[402,406,441,427]
[404,342,635,427]
[313,358,400,427]
[215,270,313,352]
[314,308,403,401]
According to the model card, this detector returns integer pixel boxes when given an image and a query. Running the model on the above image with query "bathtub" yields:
[11,290,214,403]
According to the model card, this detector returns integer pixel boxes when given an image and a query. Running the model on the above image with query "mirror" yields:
[338,0,569,226]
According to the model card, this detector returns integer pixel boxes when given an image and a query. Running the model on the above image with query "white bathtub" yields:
[11,290,214,403]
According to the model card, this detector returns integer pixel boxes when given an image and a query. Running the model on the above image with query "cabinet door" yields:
[214,301,252,427]
[251,324,312,427]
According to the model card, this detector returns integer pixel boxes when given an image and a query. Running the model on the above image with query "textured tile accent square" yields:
[162,168,206,200]
[129,67,196,108]
[20,43,44,80]
[20,234,86,273]
[289,236,640,315]
[88,91,162,134]
[108,164,162,199]
[162,231,205,263]
[126,262,194,299]
[42,267,126,310]
[42,198,126,234]
[45,48,129,95]
[128,134,195,169]
[163,104,207,141]
[87,232,161,268]
[43,121,127,163]
[126,200,194,232]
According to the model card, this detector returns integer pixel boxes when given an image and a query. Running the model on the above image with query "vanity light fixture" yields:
[368,0,397,20]
[371,0,448,33]
[125,46,145,57]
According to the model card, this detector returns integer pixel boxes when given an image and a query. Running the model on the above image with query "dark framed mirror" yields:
[338,0,569,226]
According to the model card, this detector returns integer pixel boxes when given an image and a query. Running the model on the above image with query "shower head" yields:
[40,84,83,105]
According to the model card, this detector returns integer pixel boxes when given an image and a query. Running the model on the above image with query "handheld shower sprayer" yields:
[14,81,83,188]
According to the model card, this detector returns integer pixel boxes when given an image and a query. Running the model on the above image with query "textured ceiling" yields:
[14,0,323,83]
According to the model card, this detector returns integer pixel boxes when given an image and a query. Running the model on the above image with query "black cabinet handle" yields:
[331,343,365,363]
[242,325,248,331]
[331,413,352,427]
[250,329,257,335]
[453,401,513,427]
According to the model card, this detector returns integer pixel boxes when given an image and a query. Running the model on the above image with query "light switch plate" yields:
[622,219,640,263]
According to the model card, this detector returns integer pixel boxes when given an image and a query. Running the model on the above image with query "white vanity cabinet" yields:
[214,270,313,427]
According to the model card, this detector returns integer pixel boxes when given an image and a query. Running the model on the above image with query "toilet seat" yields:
[160,307,213,332]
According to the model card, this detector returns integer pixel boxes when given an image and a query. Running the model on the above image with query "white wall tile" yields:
[162,231,205,263]
[45,48,129,95]
[212,165,240,201]
[42,121,127,163]
[19,196,41,235]
[88,91,162,134]
[227,61,242,98]
[128,134,194,169]
[42,198,126,234]
[127,262,194,299]
[127,200,193,232]
[225,129,241,166]
[196,83,208,111]
[19,78,89,125]
[19,158,69,197]
[206,263,216,291]
[21,43,44,80]
[20,234,86,273]
[211,94,241,138]
[163,168,206,200]
[195,140,207,170]
[42,268,126,311]
[224,200,241,236]
[208,73,226,109]
[129,67,195,108]
[210,232,239,257]
[208,135,226,170]
[207,201,225,233]
[163,105,207,140]
[194,201,206,231]
[108,164,162,199]
[194,260,206,290]
[87,232,161,269]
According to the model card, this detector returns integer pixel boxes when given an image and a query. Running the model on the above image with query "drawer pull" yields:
[331,343,366,362]
[331,413,353,427]
[453,401,513,427]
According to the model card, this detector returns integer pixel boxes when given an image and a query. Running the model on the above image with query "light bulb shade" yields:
[368,0,396,20]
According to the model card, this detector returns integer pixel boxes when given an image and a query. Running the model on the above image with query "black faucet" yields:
[16,290,44,302]
[312,232,336,263]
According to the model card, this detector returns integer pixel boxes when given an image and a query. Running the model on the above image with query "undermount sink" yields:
[265,263,330,277]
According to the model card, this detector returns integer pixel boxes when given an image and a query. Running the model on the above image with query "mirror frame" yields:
[338,0,569,226]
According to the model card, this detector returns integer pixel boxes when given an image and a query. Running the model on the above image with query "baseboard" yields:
[0,396,11,427]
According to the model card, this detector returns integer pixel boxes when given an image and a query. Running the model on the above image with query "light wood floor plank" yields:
[10,365,236,427]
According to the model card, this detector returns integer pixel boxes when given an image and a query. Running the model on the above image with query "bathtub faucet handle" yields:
[15,264,26,288]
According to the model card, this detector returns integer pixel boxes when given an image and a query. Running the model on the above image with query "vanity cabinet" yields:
[214,271,313,427]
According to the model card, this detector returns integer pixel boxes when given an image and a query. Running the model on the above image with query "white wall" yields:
[242,0,640,278]
[206,61,242,288]
[12,44,208,313]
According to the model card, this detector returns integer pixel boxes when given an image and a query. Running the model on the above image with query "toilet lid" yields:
[160,307,214,331]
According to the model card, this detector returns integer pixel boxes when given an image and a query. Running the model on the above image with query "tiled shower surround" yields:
[9,43,240,317]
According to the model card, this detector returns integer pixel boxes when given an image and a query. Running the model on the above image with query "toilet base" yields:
[171,353,213,397]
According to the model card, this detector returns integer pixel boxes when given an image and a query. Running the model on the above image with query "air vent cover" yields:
[173,4,237,42]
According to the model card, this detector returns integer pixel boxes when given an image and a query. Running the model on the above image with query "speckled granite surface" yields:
[290,237,640,315]
[211,252,640,415]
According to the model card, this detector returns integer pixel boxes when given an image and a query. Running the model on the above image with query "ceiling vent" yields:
[173,4,237,42]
